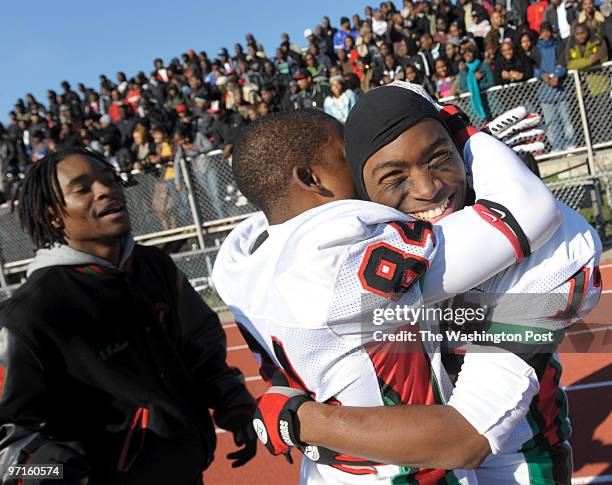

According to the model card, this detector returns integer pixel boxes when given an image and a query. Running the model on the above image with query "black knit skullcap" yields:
[344,85,442,200]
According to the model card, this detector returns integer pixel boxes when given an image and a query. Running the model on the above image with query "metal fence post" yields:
[572,70,596,175]
[0,261,7,289]
[179,156,206,250]
[590,178,605,236]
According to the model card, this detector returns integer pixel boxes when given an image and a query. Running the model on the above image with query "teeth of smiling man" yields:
[411,197,449,220]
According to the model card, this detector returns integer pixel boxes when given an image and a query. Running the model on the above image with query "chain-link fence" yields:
[0,175,610,303]
[124,168,196,238]
[577,62,612,150]
[547,175,607,235]
[171,247,225,310]
[2,64,612,295]
[0,205,35,266]
[182,152,257,224]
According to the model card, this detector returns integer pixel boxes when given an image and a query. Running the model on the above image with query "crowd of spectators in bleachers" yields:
[2,0,612,205]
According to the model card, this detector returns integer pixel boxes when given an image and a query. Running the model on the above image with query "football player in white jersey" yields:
[213,92,570,484]
[248,84,601,483]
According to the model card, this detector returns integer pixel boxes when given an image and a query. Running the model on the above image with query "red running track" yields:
[207,264,612,484]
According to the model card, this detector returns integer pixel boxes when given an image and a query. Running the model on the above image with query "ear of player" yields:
[252,386,311,456]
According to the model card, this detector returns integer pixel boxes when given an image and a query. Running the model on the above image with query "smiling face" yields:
[55,155,130,246]
[463,48,475,62]
[501,41,514,60]
[435,59,448,77]
[362,118,467,222]
[331,79,345,96]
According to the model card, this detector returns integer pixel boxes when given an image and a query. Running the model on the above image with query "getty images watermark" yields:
[331,292,612,354]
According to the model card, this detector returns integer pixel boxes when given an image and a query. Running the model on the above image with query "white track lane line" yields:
[599,263,612,269]
[222,322,237,329]
[572,474,612,484]
[227,344,249,351]
[566,326,612,336]
[563,380,612,392]
[239,376,612,391]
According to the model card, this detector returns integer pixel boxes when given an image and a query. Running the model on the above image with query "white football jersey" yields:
[466,203,602,480]
[213,199,476,484]
[214,197,601,485]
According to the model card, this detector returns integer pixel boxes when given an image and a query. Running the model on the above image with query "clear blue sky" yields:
[0,0,371,122]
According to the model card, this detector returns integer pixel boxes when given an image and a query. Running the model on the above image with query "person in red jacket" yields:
[528,0,550,33]
[107,88,126,124]
[125,82,142,114]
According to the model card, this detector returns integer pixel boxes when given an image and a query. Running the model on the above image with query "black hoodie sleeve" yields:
[174,272,255,427]
[0,327,89,484]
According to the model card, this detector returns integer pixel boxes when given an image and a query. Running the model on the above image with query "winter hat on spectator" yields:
[304,28,314,38]
[472,6,488,19]
[293,68,311,80]
[540,21,553,33]
[176,104,188,114]
[261,83,276,92]
[344,84,442,200]
[100,115,111,126]
[460,36,478,49]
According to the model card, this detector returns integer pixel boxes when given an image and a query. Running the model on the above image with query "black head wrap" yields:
[344,86,443,200]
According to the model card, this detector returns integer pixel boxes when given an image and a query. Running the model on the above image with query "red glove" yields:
[437,104,480,150]
[254,386,382,472]
[252,386,312,456]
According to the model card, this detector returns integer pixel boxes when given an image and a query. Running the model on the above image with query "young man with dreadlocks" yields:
[0,147,257,485]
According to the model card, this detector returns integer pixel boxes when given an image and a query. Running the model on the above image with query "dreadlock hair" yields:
[18,146,119,249]
[232,109,342,215]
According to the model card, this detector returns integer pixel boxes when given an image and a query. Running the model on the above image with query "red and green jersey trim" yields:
[521,356,571,454]
[365,330,461,485]
[519,355,572,484]
[523,440,573,484]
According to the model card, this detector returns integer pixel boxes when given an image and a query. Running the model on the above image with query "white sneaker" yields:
[487,107,528,136]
